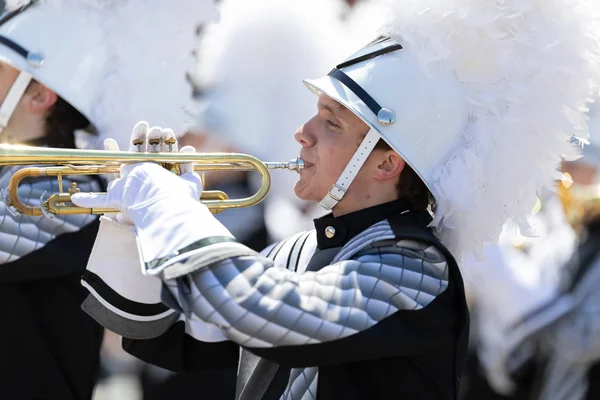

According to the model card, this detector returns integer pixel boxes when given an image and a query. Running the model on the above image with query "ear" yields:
[23,83,58,114]
[373,149,405,181]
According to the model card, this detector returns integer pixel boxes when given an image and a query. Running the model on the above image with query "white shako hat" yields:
[0,0,219,148]
[303,0,600,259]
[0,0,106,135]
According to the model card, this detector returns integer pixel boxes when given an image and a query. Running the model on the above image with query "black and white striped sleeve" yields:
[160,239,450,367]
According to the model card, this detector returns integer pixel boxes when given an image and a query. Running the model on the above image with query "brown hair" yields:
[26,81,90,149]
[375,139,433,211]
[44,96,90,148]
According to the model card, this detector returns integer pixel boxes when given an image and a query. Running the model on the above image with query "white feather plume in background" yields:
[380,0,600,258]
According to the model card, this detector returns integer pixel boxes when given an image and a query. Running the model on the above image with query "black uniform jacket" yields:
[123,199,470,399]
[0,219,103,400]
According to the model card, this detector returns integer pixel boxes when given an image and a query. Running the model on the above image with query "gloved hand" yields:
[72,121,233,273]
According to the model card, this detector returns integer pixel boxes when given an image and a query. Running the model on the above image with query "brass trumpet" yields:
[0,144,304,217]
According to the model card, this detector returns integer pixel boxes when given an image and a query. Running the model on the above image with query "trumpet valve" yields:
[148,139,161,153]
[164,137,177,152]
[68,182,80,195]
[132,138,144,152]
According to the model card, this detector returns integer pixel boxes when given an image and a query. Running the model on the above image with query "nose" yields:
[295,120,316,148]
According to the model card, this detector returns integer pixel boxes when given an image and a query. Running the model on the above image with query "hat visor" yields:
[303,76,380,136]
[0,48,31,77]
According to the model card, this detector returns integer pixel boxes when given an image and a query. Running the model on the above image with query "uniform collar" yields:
[314,199,412,249]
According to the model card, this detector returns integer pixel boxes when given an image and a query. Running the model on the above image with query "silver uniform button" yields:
[325,226,336,239]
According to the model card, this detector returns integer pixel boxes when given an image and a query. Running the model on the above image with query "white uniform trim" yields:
[81,280,177,323]
[319,128,381,210]
[0,71,32,132]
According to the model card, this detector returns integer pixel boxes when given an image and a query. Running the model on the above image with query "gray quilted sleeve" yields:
[162,239,449,348]
[0,167,100,263]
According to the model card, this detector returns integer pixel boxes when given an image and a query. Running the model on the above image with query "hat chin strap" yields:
[0,71,33,134]
[319,128,381,210]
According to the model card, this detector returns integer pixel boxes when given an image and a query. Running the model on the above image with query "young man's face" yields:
[293,94,371,203]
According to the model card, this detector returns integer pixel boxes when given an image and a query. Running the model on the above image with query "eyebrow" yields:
[319,102,343,117]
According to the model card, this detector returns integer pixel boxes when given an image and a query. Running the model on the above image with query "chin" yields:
[293,181,317,202]
[293,182,307,200]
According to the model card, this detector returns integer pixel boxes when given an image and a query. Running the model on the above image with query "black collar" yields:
[314,199,413,249]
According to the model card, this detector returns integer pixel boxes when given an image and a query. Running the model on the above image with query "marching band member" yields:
[469,98,600,400]
[533,102,600,400]
[74,0,600,398]
[460,194,578,400]
[0,0,217,399]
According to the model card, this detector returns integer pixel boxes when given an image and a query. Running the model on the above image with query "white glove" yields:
[72,121,233,273]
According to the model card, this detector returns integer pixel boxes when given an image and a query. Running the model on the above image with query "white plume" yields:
[382,0,600,258]
[341,0,393,50]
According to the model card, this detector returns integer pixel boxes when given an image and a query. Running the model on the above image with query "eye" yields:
[326,120,341,130]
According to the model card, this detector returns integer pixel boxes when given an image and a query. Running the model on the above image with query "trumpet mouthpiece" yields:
[265,158,304,172]
[287,158,304,172]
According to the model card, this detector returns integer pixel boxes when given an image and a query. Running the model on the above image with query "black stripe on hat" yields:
[0,0,42,60]
[327,37,402,118]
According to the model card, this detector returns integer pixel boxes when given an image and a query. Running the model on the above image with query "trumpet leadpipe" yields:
[195,158,304,173]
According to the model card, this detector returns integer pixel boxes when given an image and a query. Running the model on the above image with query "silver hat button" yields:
[26,52,44,68]
[325,226,336,239]
[377,108,396,126]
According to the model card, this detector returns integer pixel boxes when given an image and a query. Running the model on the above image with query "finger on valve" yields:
[161,128,178,153]
[147,126,165,153]
[130,121,150,153]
